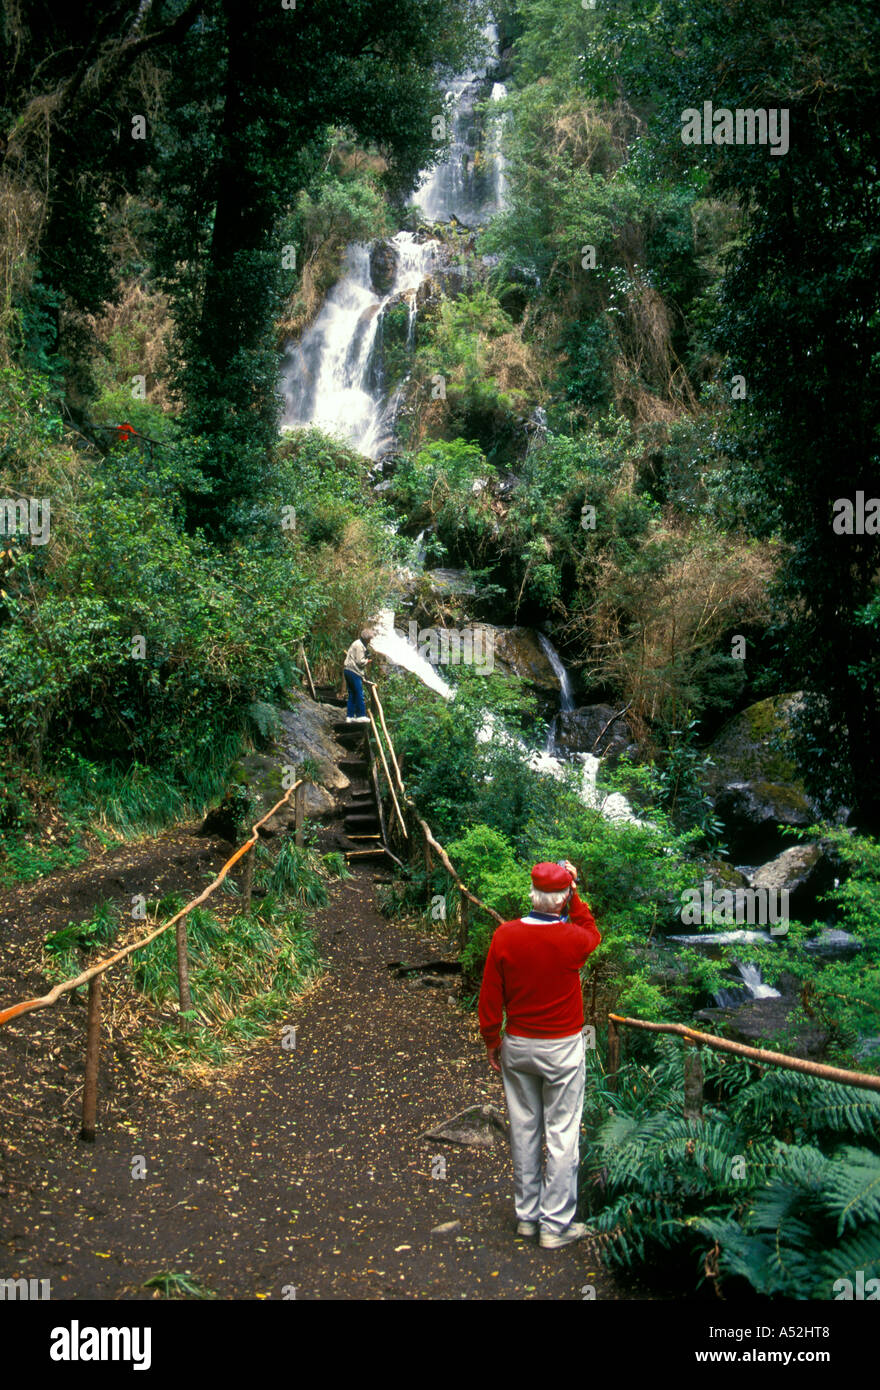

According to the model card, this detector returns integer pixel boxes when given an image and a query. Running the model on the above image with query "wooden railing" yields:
[0,779,307,1138]
[365,682,502,943]
[605,1014,880,1095]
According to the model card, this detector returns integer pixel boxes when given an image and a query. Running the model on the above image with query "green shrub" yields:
[583,1039,880,1297]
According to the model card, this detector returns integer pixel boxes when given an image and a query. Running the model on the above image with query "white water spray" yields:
[537,632,575,713]
[369,608,453,699]
[280,233,438,458]
[414,24,509,226]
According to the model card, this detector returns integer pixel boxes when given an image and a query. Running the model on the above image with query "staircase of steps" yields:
[313,682,346,709]
[312,692,394,865]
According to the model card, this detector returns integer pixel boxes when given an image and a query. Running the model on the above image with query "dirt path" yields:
[1,845,655,1301]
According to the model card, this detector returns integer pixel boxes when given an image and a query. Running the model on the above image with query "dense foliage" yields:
[1,0,878,1303]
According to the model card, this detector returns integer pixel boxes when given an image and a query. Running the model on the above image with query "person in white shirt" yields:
[343,630,373,722]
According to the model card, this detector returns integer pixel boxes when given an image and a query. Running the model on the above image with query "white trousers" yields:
[500,1031,585,1235]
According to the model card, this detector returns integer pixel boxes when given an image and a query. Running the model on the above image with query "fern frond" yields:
[819,1146,880,1236]
[818,1226,880,1288]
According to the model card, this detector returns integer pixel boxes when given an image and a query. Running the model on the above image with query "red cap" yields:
[531,862,572,892]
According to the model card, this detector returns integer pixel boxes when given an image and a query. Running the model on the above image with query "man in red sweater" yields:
[478,860,601,1249]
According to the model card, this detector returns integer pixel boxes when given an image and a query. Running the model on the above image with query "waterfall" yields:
[414,23,509,227]
[280,22,508,457]
[365,607,642,823]
[578,753,641,824]
[537,632,575,713]
[714,961,781,1007]
[279,233,438,458]
[369,608,453,699]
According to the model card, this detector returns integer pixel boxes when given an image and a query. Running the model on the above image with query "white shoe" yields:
[539,1221,588,1250]
[354,716,369,723]
[516,1220,538,1237]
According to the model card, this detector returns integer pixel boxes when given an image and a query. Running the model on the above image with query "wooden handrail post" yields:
[367,712,408,840]
[299,641,317,700]
[683,1042,704,1120]
[371,685,406,798]
[295,779,305,847]
[458,891,470,951]
[176,917,194,1035]
[606,1015,620,1094]
[414,815,503,924]
[241,842,255,912]
[424,829,433,878]
[80,974,103,1142]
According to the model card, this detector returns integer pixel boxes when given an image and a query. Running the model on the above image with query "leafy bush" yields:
[583,1038,880,1297]
[0,375,394,865]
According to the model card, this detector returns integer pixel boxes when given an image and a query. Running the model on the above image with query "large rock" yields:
[803,927,863,961]
[486,626,563,693]
[370,239,398,295]
[549,704,634,762]
[277,699,354,817]
[750,842,834,920]
[695,992,830,1060]
[706,694,820,857]
[199,696,352,840]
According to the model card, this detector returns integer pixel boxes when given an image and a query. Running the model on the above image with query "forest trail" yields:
[1,843,650,1301]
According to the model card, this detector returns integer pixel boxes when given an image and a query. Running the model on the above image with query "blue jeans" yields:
[344,668,366,718]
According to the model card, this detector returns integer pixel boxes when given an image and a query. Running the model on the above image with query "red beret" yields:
[531,862,572,891]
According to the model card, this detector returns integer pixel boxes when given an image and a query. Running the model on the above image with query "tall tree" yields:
[586,0,880,826]
[0,1,205,375]
[150,0,481,533]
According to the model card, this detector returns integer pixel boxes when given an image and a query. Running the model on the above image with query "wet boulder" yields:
[706,694,824,858]
[750,842,835,921]
[549,704,634,763]
[370,239,399,295]
[695,991,831,1060]
[803,928,862,961]
[488,626,564,694]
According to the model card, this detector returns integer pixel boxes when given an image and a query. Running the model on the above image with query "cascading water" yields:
[537,633,575,714]
[280,23,509,460]
[714,961,781,1007]
[414,28,509,226]
[278,22,641,828]
[667,932,782,1004]
[369,609,453,699]
[279,232,438,458]
[369,608,642,822]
